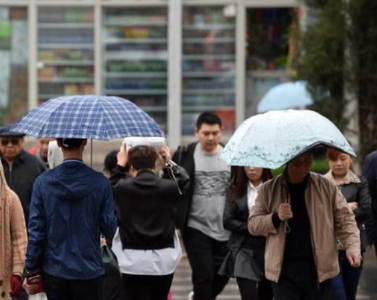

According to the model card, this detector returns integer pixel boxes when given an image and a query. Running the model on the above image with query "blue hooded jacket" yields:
[25,160,117,280]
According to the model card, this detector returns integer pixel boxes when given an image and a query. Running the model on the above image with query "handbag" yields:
[101,243,120,276]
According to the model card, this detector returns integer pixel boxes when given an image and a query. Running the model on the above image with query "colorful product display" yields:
[103,7,168,133]
[0,7,28,124]
[37,7,95,104]
[247,8,294,71]
[182,6,236,135]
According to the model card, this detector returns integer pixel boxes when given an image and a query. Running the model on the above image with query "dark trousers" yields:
[12,290,28,300]
[183,227,229,300]
[43,274,103,300]
[330,251,364,300]
[272,260,331,300]
[236,277,273,300]
[121,273,174,300]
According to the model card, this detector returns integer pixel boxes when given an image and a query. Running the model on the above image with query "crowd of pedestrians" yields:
[0,111,376,300]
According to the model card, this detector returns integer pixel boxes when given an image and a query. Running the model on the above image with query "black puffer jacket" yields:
[172,142,197,230]
[363,151,377,248]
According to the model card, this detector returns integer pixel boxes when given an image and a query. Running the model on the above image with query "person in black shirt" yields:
[0,124,45,224]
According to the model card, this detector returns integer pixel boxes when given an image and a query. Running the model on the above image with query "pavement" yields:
[171,248,377,300]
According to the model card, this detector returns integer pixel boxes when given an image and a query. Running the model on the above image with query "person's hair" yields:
[229,166,273,206]
[326,147,354,172]
[128,145,157,171]
[103,150,118,173]
[57,138,85,150]
[196,112,222,130]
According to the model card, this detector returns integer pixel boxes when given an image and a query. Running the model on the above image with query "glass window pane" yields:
[37,7,95,104]
[182,5,236,136]
[102,7,168,133]
[0,6,28,123]
[247,8,294,71]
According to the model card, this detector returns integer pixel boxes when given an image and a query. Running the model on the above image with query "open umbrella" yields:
[12,95,164,139]
[220,110,355,169]
[257,81,313,113]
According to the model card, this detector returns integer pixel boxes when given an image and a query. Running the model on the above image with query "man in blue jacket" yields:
[23,138,117,300]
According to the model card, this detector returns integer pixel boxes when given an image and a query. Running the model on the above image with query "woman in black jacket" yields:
[111,144,189,300]
[219,166,273,300]
[325,148,372,300]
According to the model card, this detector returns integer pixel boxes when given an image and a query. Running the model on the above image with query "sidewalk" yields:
[171,248,377,300]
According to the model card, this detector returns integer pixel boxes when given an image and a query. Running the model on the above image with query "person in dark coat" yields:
[325,148,372,300]
[363,150,377,254]
[23,138,117,300]
[172,112,230,300]
[0,124,45,224]
[111,144,189,300]
[219,166,273,300]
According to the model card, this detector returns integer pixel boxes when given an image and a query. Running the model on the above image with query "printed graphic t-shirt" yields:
[187,144,230,241]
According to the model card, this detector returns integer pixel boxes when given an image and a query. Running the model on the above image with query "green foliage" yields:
[296,0,377,160]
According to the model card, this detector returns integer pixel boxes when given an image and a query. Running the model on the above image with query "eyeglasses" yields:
[1,138,20,146]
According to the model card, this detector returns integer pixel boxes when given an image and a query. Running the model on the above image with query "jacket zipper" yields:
[9,164,12,187]
[306,191,320,289]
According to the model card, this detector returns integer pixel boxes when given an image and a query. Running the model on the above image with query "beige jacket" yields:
[248,172,360,283]
[0,160,27,300]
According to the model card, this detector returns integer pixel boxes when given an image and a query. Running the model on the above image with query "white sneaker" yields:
[187,291,194,300]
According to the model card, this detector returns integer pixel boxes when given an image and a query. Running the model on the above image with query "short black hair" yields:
[196,112,222,130]
[104,150,118,173]
[128,145,157,171]
[57,138,85,150]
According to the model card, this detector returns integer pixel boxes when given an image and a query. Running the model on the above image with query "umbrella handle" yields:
[285,221,291,233]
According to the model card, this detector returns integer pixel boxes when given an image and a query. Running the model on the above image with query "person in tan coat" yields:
[0,160,27,300]
[248,150,361,300]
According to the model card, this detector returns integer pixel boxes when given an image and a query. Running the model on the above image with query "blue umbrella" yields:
[257,81,313,113]
[12,95,164,140]
[220,110,355,169]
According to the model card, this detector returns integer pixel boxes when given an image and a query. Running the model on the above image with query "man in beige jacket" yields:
[249,151,361,300]
[0,160,27,300]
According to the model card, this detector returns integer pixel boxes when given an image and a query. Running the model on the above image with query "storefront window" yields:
[182,5,236,136]
[0,7,28,124]
[37,7,95,104]
[102,7,168,133]
[247,8,295,71]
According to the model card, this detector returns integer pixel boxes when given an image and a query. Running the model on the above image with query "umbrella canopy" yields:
[12,95,164,140]
[220,110,355,169]
[257,81,313,113]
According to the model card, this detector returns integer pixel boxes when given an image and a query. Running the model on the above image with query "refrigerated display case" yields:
[0,6,28,123]
[182,5,236,136]
[37,7,95,104]
[245,8,295,116]
[247,8,295,71]
[102,6,168,132]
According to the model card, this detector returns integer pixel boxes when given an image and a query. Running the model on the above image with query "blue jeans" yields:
[331,251,364,300]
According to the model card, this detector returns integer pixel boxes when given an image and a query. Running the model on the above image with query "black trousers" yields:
[272,260,331,300]
[121,273,173,300]
[183,227,229,300]
[43,274,103,300]
[236,277,273,300]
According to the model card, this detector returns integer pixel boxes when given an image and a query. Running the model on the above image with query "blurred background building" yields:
[0,0,299,148]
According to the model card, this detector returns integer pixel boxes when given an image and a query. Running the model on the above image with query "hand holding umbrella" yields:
[278,203,293,221]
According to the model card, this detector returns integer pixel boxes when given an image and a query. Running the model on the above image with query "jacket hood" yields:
[49,161,102,201]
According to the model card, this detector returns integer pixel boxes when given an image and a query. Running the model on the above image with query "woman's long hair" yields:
[229,166,273,206]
